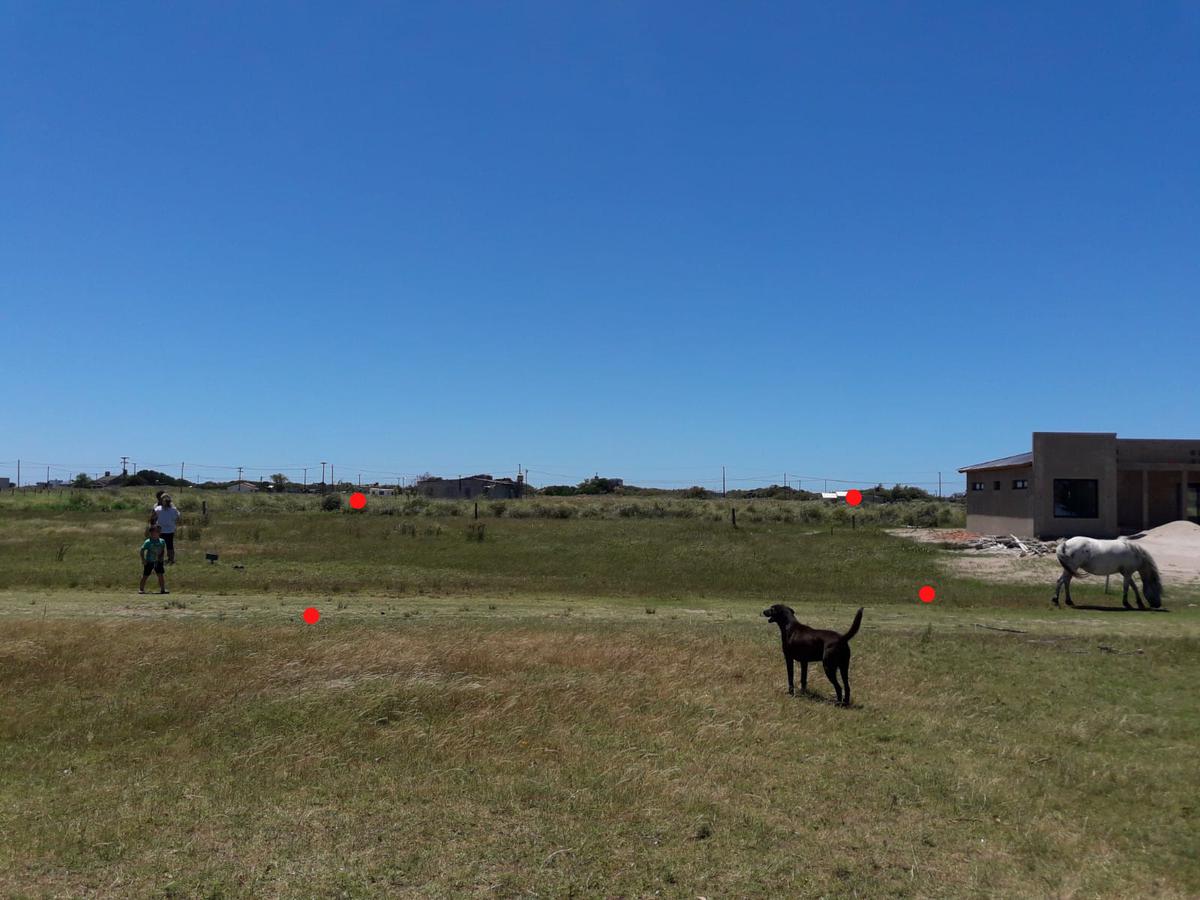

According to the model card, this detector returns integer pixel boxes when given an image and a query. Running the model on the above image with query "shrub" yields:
[321,494,342,512]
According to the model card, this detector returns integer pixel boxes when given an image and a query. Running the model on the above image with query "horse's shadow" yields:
[1063,604,1170,613]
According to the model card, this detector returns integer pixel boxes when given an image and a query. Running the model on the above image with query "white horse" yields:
[1051,536,1163,610]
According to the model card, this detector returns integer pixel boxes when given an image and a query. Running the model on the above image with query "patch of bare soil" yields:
[890,524,1200,586]
[1126,520,1200,585]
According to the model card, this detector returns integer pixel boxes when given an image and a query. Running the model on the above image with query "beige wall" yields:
[964,464,1034,536]
[966,514,1036,538]
[1032,432,1118,539]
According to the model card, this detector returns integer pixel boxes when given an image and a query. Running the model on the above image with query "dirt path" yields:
[889,524,1200,588]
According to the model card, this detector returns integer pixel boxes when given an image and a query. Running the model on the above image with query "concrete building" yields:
[959,432,1200,538]
[416,474,527,500]
[227,481,260,493]
[368,487,396,496]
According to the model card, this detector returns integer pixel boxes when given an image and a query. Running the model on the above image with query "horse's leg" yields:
[1121,572,1134,610]
[1063,572,1075,607]
[1129,572,1146,610]
[1052,571,1067,607]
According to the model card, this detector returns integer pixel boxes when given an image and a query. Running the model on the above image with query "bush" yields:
[321,494,343,512]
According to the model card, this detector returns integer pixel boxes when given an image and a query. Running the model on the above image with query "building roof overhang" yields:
[957,451,1033,473]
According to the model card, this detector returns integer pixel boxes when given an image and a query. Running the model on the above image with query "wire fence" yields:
[0,456,965,495]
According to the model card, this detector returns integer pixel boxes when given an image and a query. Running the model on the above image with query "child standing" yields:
[139,524,169,594]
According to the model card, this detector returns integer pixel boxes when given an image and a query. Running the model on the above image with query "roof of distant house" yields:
[957,452,1033,473]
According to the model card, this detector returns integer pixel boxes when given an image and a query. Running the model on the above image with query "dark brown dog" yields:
[761,604,863,705]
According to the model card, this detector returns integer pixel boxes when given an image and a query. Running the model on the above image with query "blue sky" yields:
[3,2,1198,491]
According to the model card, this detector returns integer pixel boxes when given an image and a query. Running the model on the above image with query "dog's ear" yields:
[785,606,795,615]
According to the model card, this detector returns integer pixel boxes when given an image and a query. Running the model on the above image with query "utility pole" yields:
[938,472,942,498]
[121,456,129,476]
[321,462,327,492]
[330,465,334,490]
[180,462,185,489]
[358,474,362,488]
[16,459,19,489]
[46,465,50,489]
[303,467,307,490]
[237,466,244,485]
[722,466,726,498]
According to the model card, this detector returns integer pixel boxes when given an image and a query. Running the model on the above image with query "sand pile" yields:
[1127,520,1200,583]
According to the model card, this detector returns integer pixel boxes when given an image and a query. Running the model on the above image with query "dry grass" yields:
[1,599,1198,898]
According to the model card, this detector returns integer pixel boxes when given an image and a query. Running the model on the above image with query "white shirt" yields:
[155,505,180,533]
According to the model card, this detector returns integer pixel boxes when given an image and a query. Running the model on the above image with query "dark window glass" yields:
[993,481,1001,490]
[1053,479,1099,518]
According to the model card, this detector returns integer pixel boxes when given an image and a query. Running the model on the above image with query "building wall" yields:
[1032,432,1118,538]
[1117,470,1143,531]
[964,464,1034,536]
[1115,438,1200,530]
[417,478,491,500]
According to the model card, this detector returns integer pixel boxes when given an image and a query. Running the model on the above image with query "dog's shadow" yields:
[1063,604,1171,613]
[792,690,857,709]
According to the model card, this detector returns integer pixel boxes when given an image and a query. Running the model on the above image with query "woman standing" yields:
[153,493,182,564]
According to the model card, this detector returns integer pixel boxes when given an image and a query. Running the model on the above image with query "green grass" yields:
[1,491,1197,897]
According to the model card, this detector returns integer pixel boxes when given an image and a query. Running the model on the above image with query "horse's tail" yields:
[1131,542,1164,607]
[842,607,864,642]
[1056,539,1083,576]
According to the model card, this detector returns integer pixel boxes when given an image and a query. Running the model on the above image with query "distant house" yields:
[959,431,1200,538]
[227,481,260,493]
[93,471,123,489]
[0,477,10,490]
[368,487,395,496]
[820,491,850,501]
[416,474,528,500]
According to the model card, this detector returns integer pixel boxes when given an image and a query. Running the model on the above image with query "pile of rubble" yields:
[955,534,1060,557]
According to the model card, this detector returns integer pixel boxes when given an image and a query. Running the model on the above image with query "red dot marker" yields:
[845,489,862,507]
[918,585,935,603]
[303,607,321,624]
[350,492,366,510]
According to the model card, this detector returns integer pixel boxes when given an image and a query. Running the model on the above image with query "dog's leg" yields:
[823,659,842,705]
[785,655,795,696]
[839,658,851,707]
[800,660,808,693]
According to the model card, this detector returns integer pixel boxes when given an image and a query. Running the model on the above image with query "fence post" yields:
[731,507,737,529]
[474,502,479,520]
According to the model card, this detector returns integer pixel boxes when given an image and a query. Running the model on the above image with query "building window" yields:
[993,480,1001,490]
[1013,479,1028,489]
[971,482,984,491]
[1053,479,1099,518]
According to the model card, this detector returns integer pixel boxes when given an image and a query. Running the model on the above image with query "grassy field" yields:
[1,491,1198,897]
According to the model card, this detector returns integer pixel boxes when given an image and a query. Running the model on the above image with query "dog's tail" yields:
[842,607,864,642]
